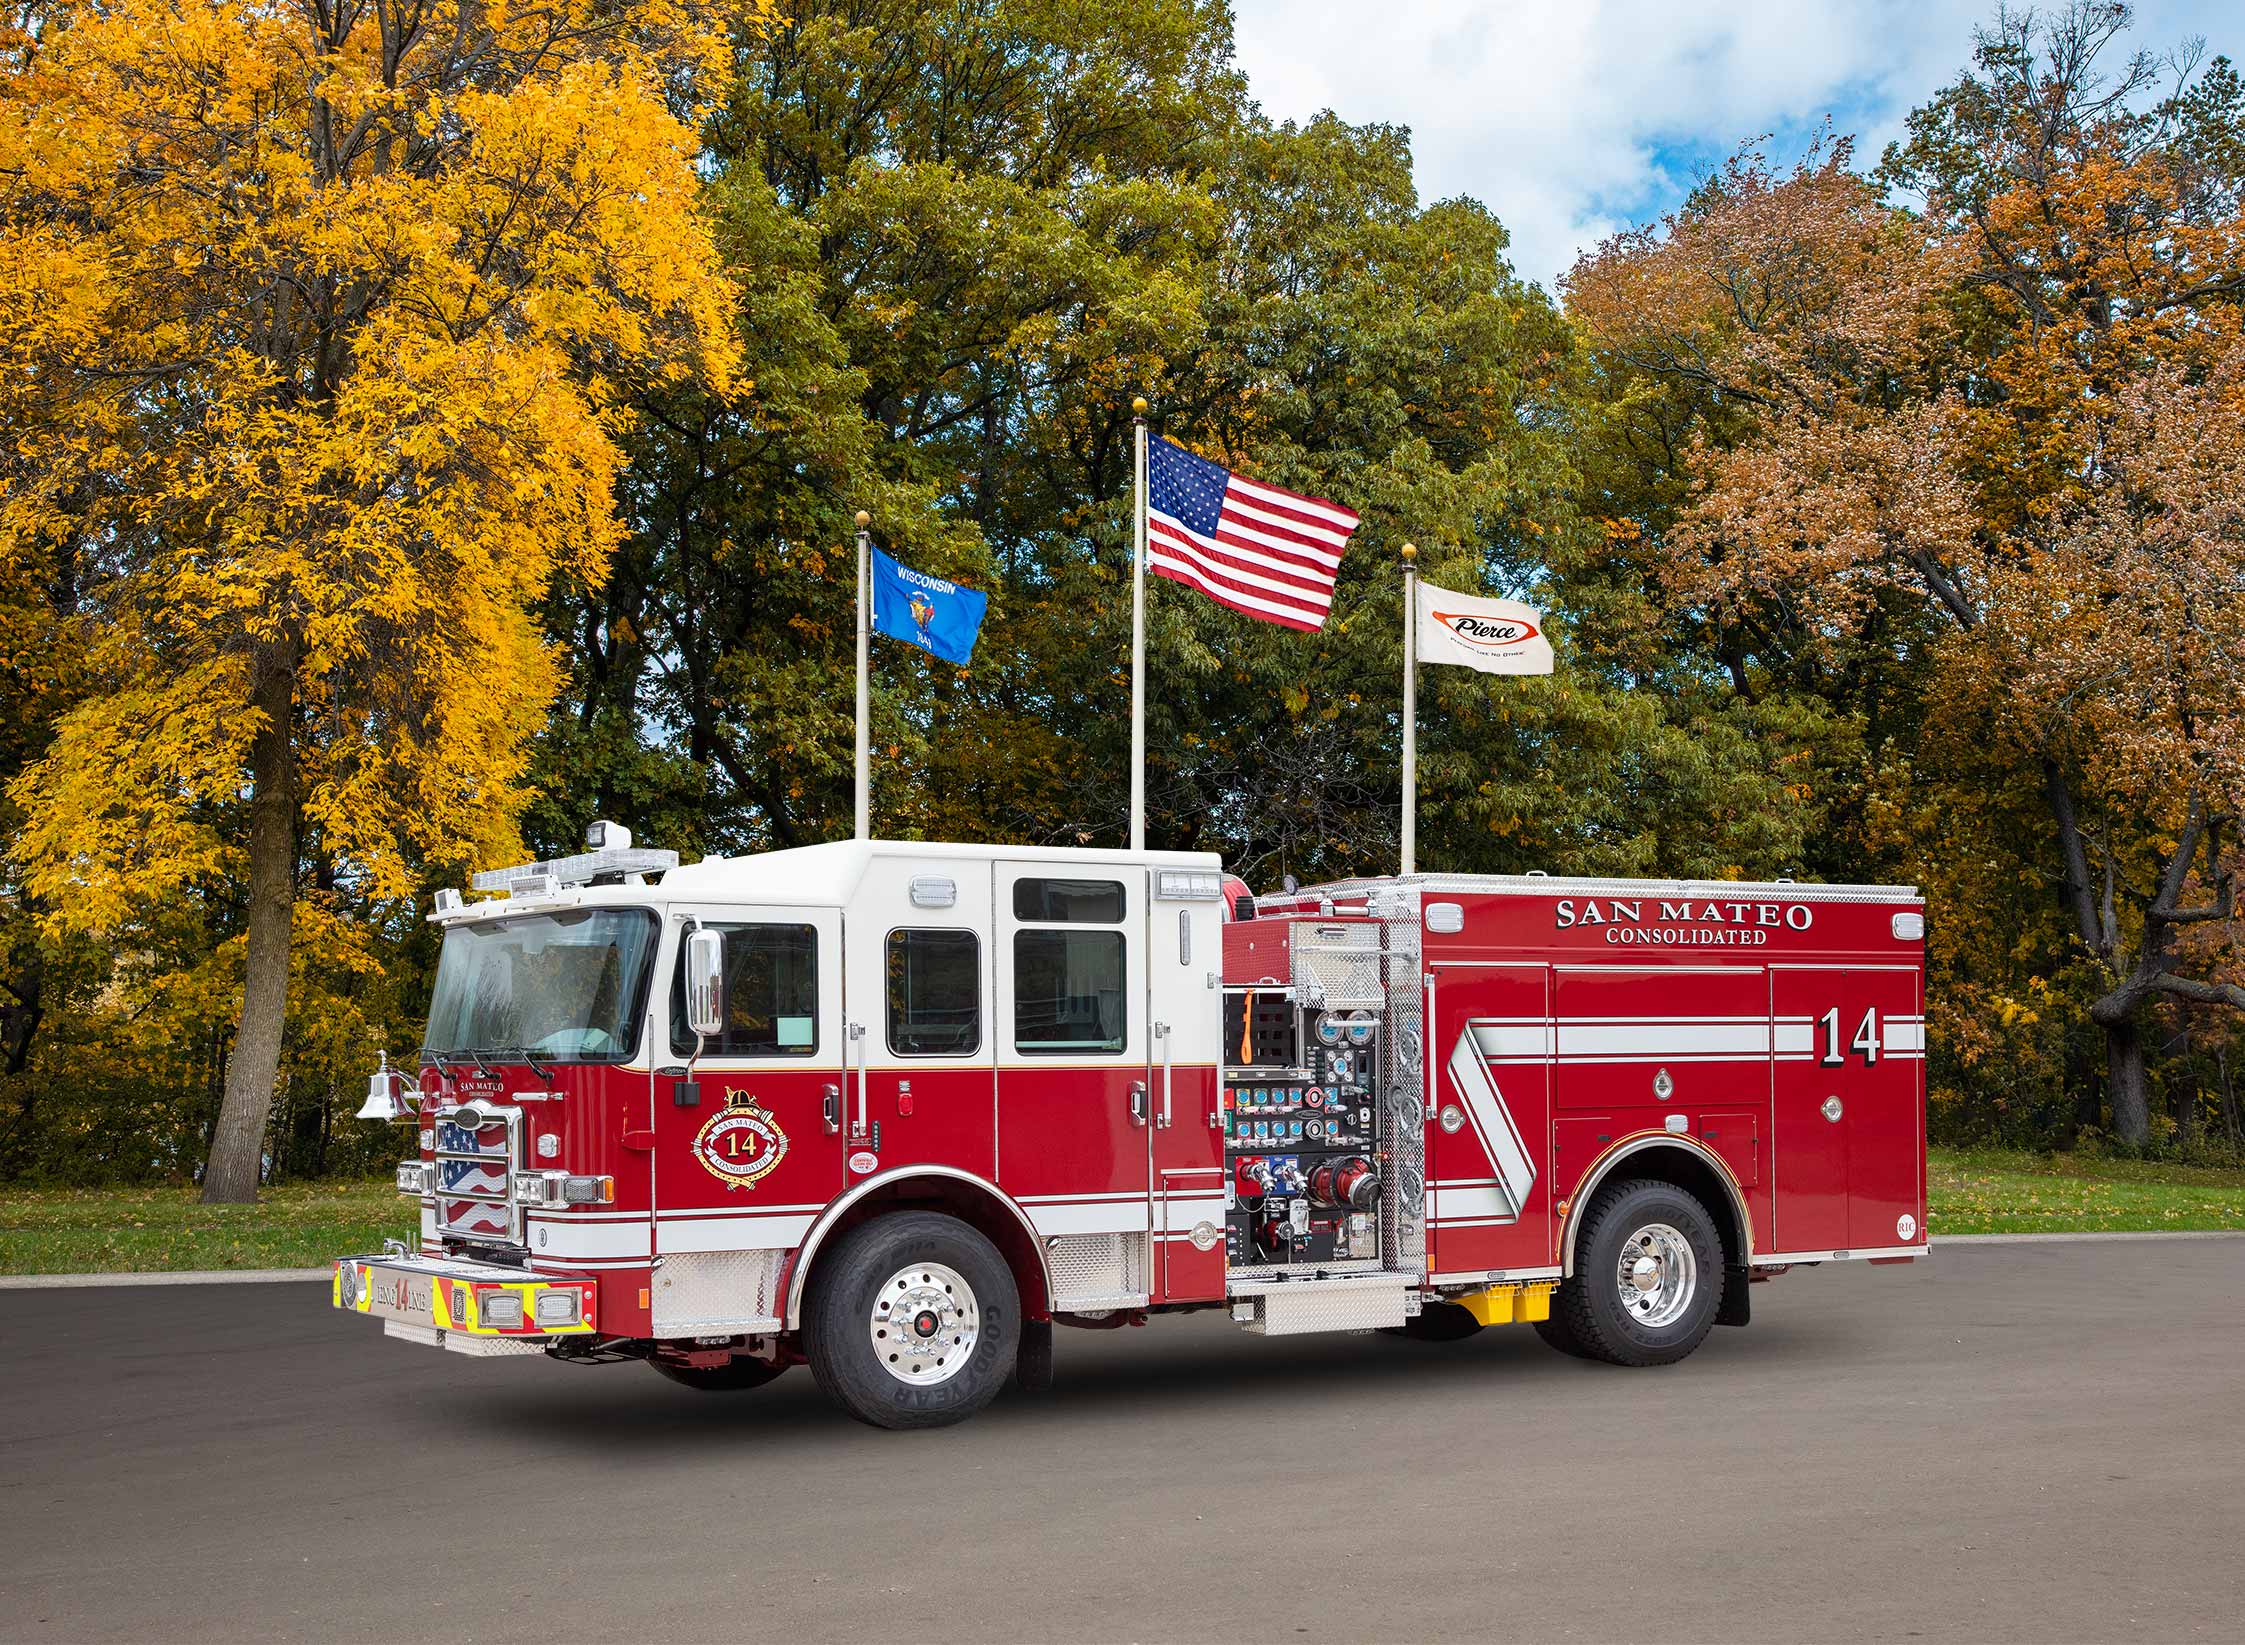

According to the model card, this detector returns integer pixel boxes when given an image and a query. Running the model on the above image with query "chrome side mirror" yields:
[356,1050,413,1123]
[684,928,726,1040]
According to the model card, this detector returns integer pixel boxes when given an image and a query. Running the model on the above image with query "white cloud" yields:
[1230,0,2234,291]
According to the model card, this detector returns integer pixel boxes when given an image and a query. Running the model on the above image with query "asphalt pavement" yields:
[3,1237,2241,1643]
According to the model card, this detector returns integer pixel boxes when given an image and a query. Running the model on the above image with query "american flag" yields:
[1146,435,1359,632]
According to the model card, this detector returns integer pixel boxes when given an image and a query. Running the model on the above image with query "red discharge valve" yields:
[1308,1156,1378,1212]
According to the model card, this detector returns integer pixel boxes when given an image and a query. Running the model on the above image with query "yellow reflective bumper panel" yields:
[333,1258,598,1337]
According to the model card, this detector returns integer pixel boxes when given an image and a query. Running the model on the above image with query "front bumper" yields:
[333,1252,598,1356]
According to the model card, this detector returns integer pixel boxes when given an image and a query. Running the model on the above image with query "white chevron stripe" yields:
[1446,1027,1537,1219]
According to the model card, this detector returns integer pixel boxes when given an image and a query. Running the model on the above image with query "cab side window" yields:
[887,929,981,1056]
[1012,878,1126,1054]
[671,924,817,1057]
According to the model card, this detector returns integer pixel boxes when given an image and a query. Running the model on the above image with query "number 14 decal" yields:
[1819,1007,1880,1067]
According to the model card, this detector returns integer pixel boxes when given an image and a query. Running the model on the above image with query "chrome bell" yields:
[356,1050,411,1122]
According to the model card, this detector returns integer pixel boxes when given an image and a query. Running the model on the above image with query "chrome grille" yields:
[432,1105,523,1248]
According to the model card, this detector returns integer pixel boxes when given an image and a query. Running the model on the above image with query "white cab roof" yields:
[660,839,1223,908]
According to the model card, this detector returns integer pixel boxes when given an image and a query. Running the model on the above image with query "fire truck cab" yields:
[335,827,1928,1429]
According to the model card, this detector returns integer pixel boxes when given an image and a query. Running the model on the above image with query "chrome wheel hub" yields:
[869,1261,980,1386]
[1614,1222,1697,1330]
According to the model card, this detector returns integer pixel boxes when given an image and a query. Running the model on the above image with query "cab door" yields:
[1148,878,1225,1302]
[994,865,1151,1286]
[842,857,996,1182]
[652,906,845,1256]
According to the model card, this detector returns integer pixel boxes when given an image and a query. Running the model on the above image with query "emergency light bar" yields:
[467,819,678,895]
[1155,869,1224,901]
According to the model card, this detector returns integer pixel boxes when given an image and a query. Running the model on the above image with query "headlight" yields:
[395,1162,427,1196]
[478,1291,525,1330]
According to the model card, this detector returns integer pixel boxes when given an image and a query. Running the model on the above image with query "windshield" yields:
[423,909,658,1062]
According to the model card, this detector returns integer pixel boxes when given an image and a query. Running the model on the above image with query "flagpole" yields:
[1400,541,1417,876]
[855,509,871,842]
[1130,396,1148,852]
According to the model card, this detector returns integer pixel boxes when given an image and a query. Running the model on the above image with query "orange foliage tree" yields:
[1568,6,2245,1143]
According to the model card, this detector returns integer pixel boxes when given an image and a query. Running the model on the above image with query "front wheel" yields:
[804,1211,1020,1430]
[1549,1179,1725,1367]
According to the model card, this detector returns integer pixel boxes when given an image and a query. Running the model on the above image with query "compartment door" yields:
[1425,963,1552,1278]
[1845,967,1926,1251]
[1771,966,1852,1253]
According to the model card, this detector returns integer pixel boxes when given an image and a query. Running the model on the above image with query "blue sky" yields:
[1230,0,2236,291]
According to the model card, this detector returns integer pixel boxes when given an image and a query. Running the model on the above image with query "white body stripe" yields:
[658,1213,816,1253]
[1028,1199,1152,1236]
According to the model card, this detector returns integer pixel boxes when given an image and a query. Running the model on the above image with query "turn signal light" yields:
[513,1171,614,1206]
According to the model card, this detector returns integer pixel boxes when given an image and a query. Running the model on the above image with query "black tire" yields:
[1550,1178,1726,1367]
[648,1355,787,1392]
[804,1211,1020,1430]
[1532,1308,1599,1360]
[1380,1301,1485,1342]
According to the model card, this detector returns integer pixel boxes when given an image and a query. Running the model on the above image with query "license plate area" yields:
[369,1268,436,1321]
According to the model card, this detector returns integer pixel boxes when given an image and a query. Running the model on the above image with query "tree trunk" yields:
[2218,1048,2241,1149]
[200,649,297,1204]
[2104,1015,2149,1148]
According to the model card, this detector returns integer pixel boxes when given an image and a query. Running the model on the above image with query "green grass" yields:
[0,1179,412,1275]
[1927,1146,2245,1234]
[2,1148,2240,1274]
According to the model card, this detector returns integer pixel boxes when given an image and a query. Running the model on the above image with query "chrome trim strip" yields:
[1755,1244,1929,1264]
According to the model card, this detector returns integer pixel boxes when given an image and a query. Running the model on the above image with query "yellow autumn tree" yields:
[0,0,762,1199]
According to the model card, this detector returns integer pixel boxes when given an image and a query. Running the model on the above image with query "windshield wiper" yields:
[492,1044,555,1083]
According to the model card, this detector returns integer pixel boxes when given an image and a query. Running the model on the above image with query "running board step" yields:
[1230,1273,1410,1336]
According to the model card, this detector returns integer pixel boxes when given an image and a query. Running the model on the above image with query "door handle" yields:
[1155,1022,1174,1129]
[1128,1081,1148,1127]
[822,1083,841,1135]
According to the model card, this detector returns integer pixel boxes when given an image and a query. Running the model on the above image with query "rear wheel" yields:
[805,1211,1019,1430]
[1549,1179,1725,1367]
[648,1355,786,1392]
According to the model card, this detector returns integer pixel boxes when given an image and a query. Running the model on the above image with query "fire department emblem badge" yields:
[693,1091,789,1190]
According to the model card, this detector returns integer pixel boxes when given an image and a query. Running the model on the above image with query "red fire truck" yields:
[334,825,1928,1428]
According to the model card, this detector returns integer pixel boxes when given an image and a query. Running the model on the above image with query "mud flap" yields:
[1717,1265,1751,1327]
[1012,1319,1054,1393]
